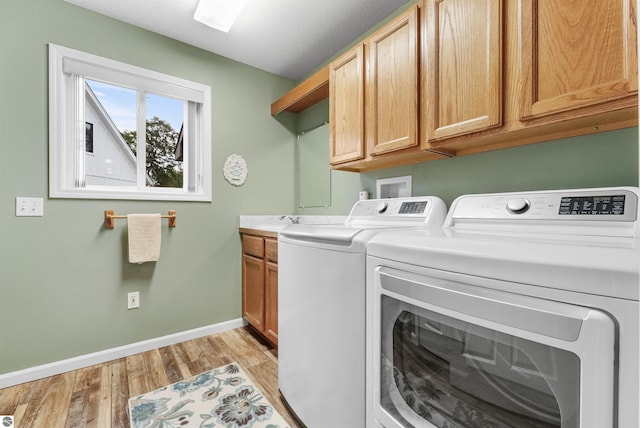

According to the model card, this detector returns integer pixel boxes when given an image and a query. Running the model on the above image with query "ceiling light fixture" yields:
[194,0,248,33]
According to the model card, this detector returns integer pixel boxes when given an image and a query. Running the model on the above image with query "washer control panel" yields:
[451,188,638,221]
[350,198,430,217]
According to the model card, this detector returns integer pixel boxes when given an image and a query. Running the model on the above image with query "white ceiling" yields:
[64,0,409,81]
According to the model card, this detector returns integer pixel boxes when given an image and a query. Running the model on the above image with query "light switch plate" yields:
[128,291,140,309]
[16,197,44,217]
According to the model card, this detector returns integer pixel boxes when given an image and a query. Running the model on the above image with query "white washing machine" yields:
[366,187,639,428]
[278,196,447,428]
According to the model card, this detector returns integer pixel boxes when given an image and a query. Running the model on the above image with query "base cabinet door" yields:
[265,261,278,345]
[242,254,264,331]
[519,0,638,120]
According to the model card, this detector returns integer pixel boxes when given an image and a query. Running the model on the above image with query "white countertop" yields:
[239,215,347,232]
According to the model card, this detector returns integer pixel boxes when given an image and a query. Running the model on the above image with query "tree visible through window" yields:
[121,117,183,188]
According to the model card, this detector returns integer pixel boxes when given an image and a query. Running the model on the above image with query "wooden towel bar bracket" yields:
[104,210,177,229]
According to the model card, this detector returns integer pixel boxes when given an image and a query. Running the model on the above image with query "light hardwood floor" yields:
[0,327,303,428]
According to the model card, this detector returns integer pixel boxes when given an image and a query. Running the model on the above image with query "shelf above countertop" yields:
[270,65,329,116]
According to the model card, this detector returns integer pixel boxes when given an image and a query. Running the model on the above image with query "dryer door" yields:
[370,266,616,428]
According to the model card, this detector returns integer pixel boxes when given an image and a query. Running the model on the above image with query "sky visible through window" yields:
[87,80,183,133]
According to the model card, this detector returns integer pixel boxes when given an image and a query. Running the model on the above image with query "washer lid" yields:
[279,224,364,243]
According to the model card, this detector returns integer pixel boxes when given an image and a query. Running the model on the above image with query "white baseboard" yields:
[0,318,247,389]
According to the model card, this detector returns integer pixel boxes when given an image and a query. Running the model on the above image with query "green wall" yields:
[293,99,364,214]
[0,0,296,374]
[360,128,638,206]
[295,107,638,213]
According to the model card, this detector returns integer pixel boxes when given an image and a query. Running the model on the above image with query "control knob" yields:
[506,197,530,214]
[377,202,388,214]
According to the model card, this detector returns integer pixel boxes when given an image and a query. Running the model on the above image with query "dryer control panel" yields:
[450,188,638,222]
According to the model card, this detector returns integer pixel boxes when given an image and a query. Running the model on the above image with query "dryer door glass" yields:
[380,296,580,428]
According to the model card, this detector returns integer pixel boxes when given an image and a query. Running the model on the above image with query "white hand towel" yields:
[127,214,161,263]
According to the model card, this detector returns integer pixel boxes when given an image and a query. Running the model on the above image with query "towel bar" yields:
[104,210,176,229]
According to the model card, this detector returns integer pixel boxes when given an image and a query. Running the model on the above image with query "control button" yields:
[506,197,530,214]
[377,202,388,214]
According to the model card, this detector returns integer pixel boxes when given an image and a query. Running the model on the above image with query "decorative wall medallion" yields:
[223,153,248,186]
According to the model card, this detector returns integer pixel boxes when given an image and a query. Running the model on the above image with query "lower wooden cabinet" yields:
[241,232,278,346]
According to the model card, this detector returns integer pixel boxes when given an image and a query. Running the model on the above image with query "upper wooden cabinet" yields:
[366,6,420,155]
[317,0,638,170]
[330,5,445,171]
[425,0,637,157]
[329,45,365,164]
[422,0,504,143]
[519,0,638,120]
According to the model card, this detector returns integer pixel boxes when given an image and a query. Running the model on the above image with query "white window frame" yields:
[49,44,212,201]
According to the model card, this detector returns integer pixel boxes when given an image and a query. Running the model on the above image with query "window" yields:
[49,44,212,201]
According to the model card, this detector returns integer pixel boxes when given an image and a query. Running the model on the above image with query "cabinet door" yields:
[519,0,638,120]
[423,0,503,142]
[329,45,365,165]
[242,254,264,331]
[366,6,420,155]
[264,261,278,346]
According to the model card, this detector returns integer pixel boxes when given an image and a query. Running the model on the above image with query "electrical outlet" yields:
[16,197,44,217]
[128,292,140,309]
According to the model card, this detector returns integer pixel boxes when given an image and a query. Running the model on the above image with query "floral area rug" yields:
[129,362,290,428]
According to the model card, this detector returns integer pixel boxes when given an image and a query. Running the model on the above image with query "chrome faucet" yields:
[280,215,301,224]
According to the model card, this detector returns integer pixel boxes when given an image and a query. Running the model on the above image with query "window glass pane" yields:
[85,80,137,187]
[381,297,580,428]
[145,93,184,188]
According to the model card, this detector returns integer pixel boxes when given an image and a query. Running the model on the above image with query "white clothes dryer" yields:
[278,196,447,428]
[366,187,639,428]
